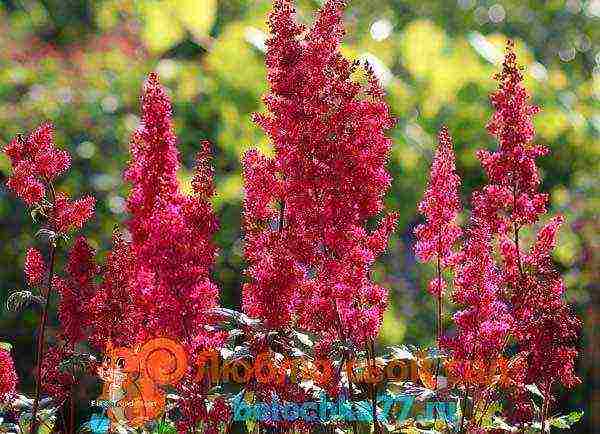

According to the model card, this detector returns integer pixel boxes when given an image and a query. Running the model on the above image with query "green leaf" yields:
[0,342,12,351]
[525,384,544,398]
[154,418,177,434]
[550,410,584,429]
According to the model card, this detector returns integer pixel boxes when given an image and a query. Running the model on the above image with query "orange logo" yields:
[97,338,188,429]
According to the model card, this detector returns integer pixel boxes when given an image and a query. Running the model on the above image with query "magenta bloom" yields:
[242,0,396,346]
[446,42,580,422]
[0,348,18,403]
[24,247,46,287]
[477,41,547,235]
[3,123,95,233]
[88,232,142,351]
[57,236,99,346]
[447,220,512,362]
[414,126,462,296]
[3,123,70,205]
[124,73,222,354]
[483,43,580,398]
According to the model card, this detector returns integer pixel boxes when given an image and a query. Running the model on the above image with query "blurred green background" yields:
[0,0,597,431]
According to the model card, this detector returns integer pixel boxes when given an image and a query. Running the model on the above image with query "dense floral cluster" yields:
[440,42,580,427]
[24,248,46,287]
[242,0,396,349]
[414,126,462,347]
[87,231,141,350]
[0,348,18,402]
[124,72,222,355]
[1,2,583,433]
[480,42,580,414]
[3,123,95,232]
[56,236,99,346]
[414,126,462,282]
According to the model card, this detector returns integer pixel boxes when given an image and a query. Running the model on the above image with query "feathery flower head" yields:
[0,347,18,403]
[124,72,222,355]
[243,0,396,345]
[88,231,142,351]
[58,236,99,345]
[3,124,70,205]
[4,123,95,232]
[414,126,462,296]
[24,247,46,287]
[477,41,547,233]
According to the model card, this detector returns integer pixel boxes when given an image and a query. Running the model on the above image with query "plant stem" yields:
[436,255,443,345]
[459,387,468,434]
[367,338,380,434]
[30,242,57,434]
[541,392,548,433]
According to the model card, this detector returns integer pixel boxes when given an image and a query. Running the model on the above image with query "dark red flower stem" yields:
[31,178,59,434]
[436,252,443,346]
[30,242,56,434]
[334,301,358,434]
[367,338,380,434]
[459,386,469,433]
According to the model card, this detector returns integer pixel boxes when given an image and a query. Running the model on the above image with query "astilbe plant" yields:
[3,123,95,433]
[123,72,224,431]
[441,42,581,432]
[1,8,586,433]
[124,72,222,352]
[414,126,462,344]
[479,42,580,430]
[243,0,396,351]
[241,0,397,431]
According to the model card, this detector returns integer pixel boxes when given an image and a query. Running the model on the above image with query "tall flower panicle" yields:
[0,348,18,403]
[124,72,222,355]
[414,126,462,291]
[57,236,99,346]
[448,41,580,428]
[243,0,397,347]
[477,40,547,235]
[414,126,462,344]
[485,42,580,402]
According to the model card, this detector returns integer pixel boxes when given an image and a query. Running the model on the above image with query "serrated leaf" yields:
[6,291,45,312]
[525,384,543,398]
[550,410,584,429]
[293,330,314,348]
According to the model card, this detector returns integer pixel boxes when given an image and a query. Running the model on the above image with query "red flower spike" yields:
[242,0,397,351]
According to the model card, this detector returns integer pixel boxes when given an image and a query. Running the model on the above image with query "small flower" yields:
[3,123,72,206]
[52,193,96,234]
[24,248,46,287]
